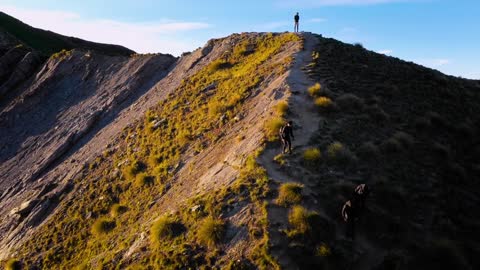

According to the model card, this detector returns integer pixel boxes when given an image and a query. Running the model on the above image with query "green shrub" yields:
[303,148,321,164]
[264,117,284,141]
[135,173,154,187]
[326,142,355,165]
[288,205,320,236]
[314,96,335,111]
[151,216,184,243]
[336,93,364,111]
[356,142,379,161]
[276,183,303,206]
[110,204,128,217]
[5,259,21,270]
[316,243,331,257]
[308,83,322,97]
[197,216,225,248]
[91,218,116,235]
[274,101,289,116]
[123,160,145,180]
[209,59,233,72]
[393,131,414,148]
[273,153,286,166]
[382,138,402,153]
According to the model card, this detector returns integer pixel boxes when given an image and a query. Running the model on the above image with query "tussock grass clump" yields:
[5,259,21,270]
[151,216,184,243]
[393,132,414,148]
[91,218,116,235]
[276,183,303,206]
[382,138,402,154]
[209,59,233,72]
[356,142,379,161]
[326,142,355,165]
[336,93,364,111]
[123,160,145,180]
[135,173,154,187]
[308,83,322,97]
[303,148,321,164]
[197,216,225,248]
[314,96,333,107]
[264,117,284,142]
[110,204,128,217]
[273,153,286,166]
[316,243,331,257]
[288,205,320,236]
[274,101,289,117]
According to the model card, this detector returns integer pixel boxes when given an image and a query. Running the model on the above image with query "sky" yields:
[0,0,478,79]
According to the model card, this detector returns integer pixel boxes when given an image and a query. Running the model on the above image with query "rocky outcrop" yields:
[0,51,42,98]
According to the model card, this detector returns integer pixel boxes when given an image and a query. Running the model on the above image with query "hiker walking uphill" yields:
[342,200,357,239]
[353,183,370,212]
[294,12,300,32]
[279,121,294,154]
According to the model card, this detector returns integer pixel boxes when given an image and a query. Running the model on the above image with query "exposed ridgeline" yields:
[1,32,303,269]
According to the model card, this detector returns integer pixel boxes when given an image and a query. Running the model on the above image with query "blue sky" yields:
[0,0,478,79]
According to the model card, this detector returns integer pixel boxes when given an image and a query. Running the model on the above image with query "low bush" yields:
[135,173,154,187]
[303,148,321,164]
[308,83,322,97]
[151,216,185,244]
[123,160,145,180]
[91,218,116,235]
[336,93,364,112]
[326,142,355,165]
[288,205,321,237]
[357,141,379,156]
[314,96,333,108]
[274,101,289,117]
[393,132,414,148]
[382,138,402,154]
[110,204,128,217]
[5,259,21,270]
[264,117,284,142]
[276,183,303,206]
[209,59,233,72]
[316,243,331,257]
[197,216,225,248]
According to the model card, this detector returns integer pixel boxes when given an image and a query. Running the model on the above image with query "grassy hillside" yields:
[10,33,299,269]
[265,35,480,269]
[0,12,134,56]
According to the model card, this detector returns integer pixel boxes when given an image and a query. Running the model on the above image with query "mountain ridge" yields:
[1,13,480,270]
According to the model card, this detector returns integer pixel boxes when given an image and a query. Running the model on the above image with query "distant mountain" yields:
[0,11,134,56]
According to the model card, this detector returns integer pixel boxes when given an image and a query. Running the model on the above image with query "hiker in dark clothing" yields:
[294,12,300,32]
[280,121,294,154]
[342,200,357,239]
[353,183,370,212]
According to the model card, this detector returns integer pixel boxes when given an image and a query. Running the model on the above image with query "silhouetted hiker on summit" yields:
[294,12,300,32]
[280,121,294,154]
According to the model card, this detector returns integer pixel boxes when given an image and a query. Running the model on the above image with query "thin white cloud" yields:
[417,58,451,67]
[377,49,392,55]
[277,0,417,7]
[309,18,328,23]
[0,5,211,55]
